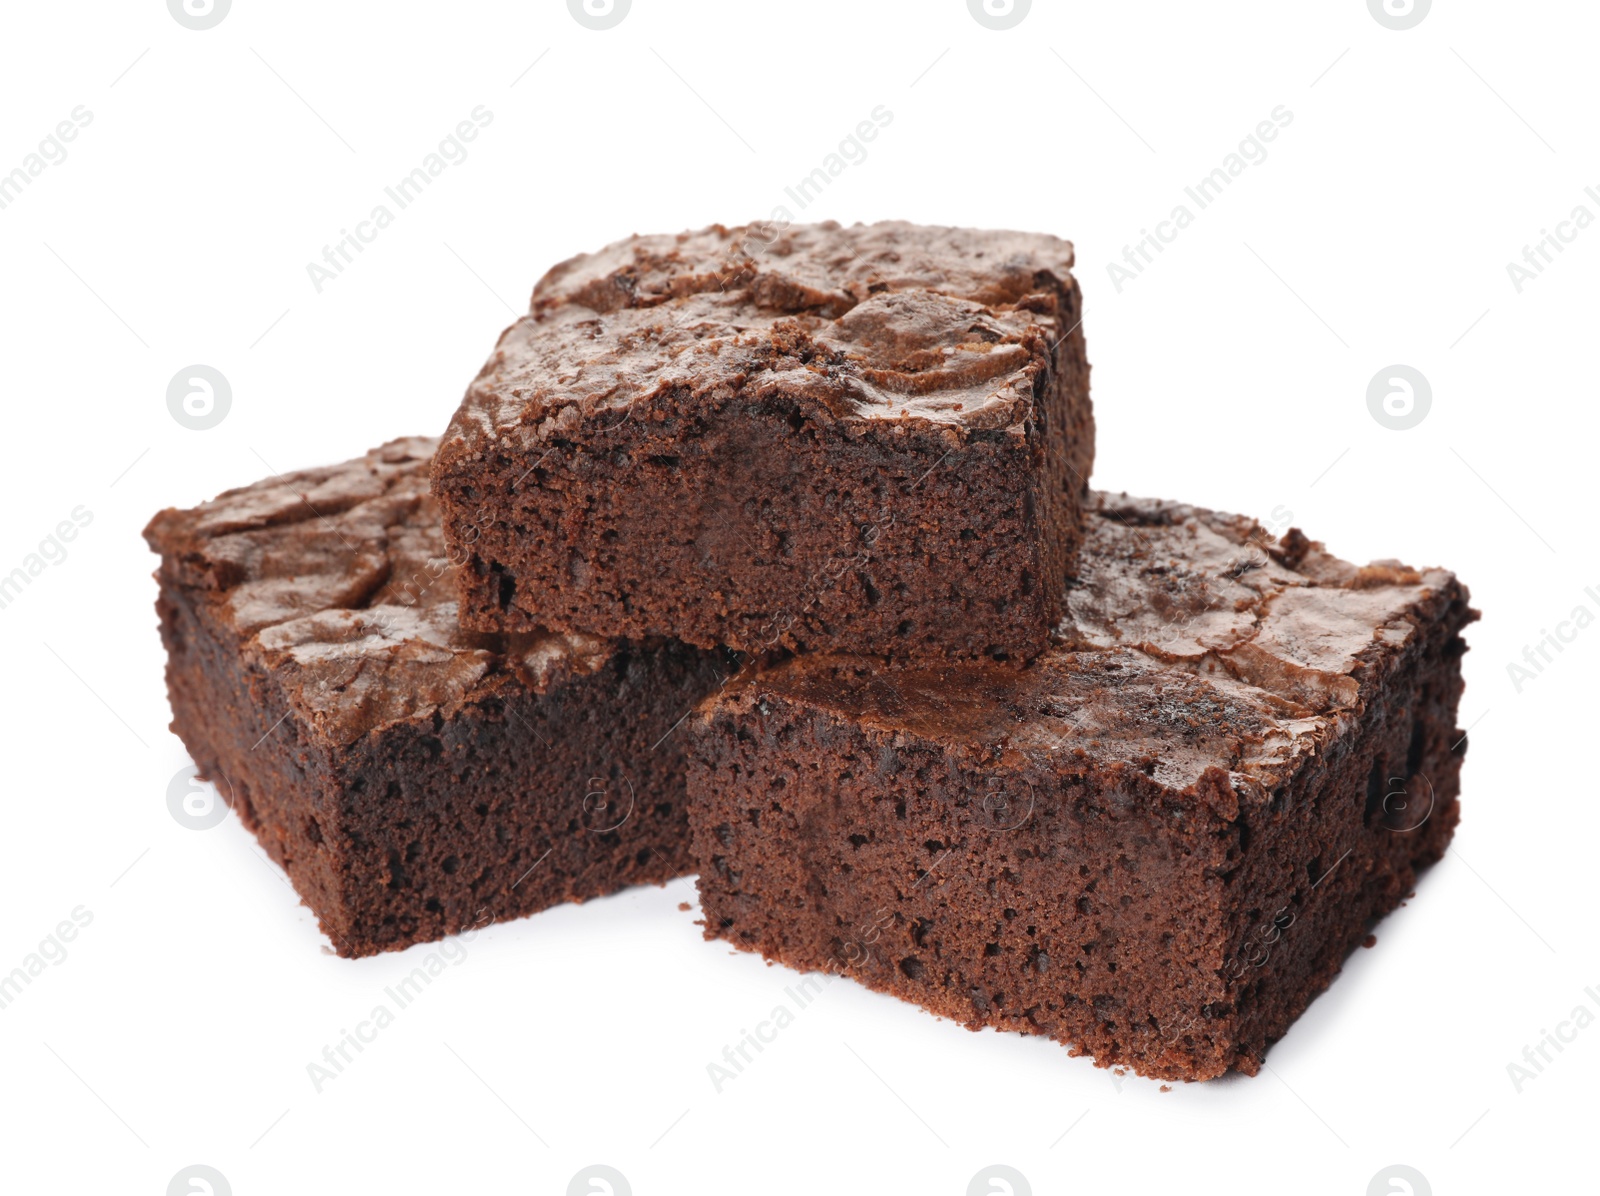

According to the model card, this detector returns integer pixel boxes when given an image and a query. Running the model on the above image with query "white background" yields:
[0,2,1594,1193]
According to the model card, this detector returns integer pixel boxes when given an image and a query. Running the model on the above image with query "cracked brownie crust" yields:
[688,492,1475,1080]
[146,438,727,957]
[432,220,1094,661]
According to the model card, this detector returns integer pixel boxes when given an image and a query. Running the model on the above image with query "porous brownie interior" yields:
[162,586,717,956]
[432,221,1093,661]
[690,494,1475,1080]
[691,653,1262,1079]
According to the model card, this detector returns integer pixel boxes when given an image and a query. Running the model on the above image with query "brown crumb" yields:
[1160,1084,1172,1093]
[678,902,691,911]
[1362,934,1377,948]
[1273,527,1312,569]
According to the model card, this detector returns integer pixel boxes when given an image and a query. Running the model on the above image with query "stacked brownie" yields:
[431,221,1093,661]
[148,220,1472,1079]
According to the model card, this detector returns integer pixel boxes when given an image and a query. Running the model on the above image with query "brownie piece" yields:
[145,438,727,958]
[688,493,1475,1080]
[432,220,1093,662]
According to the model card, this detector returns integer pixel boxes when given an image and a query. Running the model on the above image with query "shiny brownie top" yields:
[144,438,614,747]
[436,221,1079,466]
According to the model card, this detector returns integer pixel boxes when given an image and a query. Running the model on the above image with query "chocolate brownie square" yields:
[687,493,1474,1080]
[145,438,727,958]
[432,220,1093,662]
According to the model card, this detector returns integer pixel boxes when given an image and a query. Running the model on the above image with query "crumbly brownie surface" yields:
[432,220,1093,661]
[689,493,1474,1080]
[146,438,726,957]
